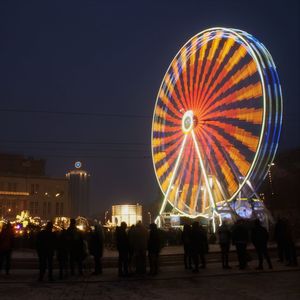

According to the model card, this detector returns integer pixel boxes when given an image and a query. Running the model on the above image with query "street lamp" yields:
[148,211,152,224]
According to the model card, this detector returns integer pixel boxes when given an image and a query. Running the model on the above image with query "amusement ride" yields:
[151,27,283,230]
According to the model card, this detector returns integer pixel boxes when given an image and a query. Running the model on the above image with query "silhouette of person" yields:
[66,219,85,276]
[56,229,69,279]
[36,221,56,281]
[148,223,162,275]
[283,218,298,266]
[198,224,208,268]
[191,221,208,272]
[251,219,272,270]
[218,221,231,269]
[182,224,192,269]
[133,221,148,275]
[0,222,14,275]
[89,225,104,275]
[232,219,248,270]
[116,222,129,277]
[128,225,136,274]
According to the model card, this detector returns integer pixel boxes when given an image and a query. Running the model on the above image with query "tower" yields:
[66,161,90,218]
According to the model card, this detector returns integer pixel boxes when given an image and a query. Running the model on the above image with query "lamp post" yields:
[104,210,109,224]
[5,208,12,221]
[268,163,275,196]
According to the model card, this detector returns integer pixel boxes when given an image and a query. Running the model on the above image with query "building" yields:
[0,154,70,220]
[66,162,90,218]
[112,204,142,226]
[0,175,70,220]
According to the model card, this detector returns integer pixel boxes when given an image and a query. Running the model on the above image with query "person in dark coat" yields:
[232,219,249,270]
[128,225,136,274]
[251,219,272,270]
[148,223,162,275]
[36,221,56,281]
[89,225,104,275]
[198,224,208,268]
[191,222,208,272]
[283,218,298,267]
[116,222,129,277]
[133,221,148,275]
[217,221,231,269]
[182,224,192,269]
[66,219,85,276]
[0,222,14,275]
[56,229,69,279]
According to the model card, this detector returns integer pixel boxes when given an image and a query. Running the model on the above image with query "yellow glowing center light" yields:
[182,110,194,133]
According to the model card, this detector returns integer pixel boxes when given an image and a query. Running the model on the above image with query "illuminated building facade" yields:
[0,154,70,220]
[112,204,142,226]
[66,162,90,218]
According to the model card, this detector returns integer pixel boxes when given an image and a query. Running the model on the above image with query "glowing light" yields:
[151,27,282,229]
[77,224,84,231]
[0,191,29,196]
[182,110,194,133]
[75,161,82,169]
[112,204,142,226]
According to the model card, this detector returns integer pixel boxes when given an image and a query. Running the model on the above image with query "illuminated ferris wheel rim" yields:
[151,27,269,210]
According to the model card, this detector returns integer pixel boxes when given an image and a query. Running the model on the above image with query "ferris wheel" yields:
[151,28,282,229]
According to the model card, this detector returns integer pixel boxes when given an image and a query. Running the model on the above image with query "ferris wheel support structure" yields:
[155,111,222,231]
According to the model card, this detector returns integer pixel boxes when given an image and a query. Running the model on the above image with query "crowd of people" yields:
[182,218,298,273]
[115,221,163,276]
[0,217,298,281]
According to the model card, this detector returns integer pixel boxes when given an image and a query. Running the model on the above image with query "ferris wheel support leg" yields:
[245,180,261,199]
[191,130,222,232]
[245,180,274,227]
[215,179,237,221]
[155,135,188,227]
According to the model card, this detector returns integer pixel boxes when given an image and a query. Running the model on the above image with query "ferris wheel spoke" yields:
[191,130,216,211]
[180,50,192,107]
[197,124,250,176]
[170,62,189,109]
[201,81,263,119]
[197,36,235,111]
[200,58,258,114]
[195,126,238,194]
[158,134,188,215]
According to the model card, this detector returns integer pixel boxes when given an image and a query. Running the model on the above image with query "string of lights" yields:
[0,108,152,119]
[0,139,150,146]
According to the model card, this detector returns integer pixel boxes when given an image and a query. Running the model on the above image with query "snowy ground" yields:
[0,261,299,300]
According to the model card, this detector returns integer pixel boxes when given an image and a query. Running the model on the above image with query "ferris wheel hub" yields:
[182,110,195,133]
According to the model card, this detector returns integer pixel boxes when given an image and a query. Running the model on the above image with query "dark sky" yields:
[0,0,299,214]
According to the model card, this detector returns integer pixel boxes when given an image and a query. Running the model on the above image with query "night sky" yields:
[0,0,299,214]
